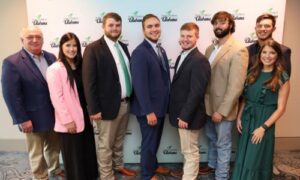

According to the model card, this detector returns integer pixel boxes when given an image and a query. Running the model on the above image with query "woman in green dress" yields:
[231,39,290,180]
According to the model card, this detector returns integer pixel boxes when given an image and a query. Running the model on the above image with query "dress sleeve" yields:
[281,71,290,84]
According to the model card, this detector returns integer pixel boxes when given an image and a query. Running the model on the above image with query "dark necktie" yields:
[156,43,167,71]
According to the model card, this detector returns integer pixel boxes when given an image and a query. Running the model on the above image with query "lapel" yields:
[21,49,48,86]
[143,40,167,72]
[172,48,197,83]
[210,36,234,69]
[99,36,119,78]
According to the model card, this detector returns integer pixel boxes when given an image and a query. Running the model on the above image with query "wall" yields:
[0,0,299,149]
[277,0,300,137]
[0,0,28,140]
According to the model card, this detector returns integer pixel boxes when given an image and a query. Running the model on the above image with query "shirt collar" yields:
[104,35,119,47]
[23,48,44,58]
[145,38,159,51]
[181,46,196,56]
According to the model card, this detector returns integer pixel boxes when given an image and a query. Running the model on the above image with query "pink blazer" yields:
[46,61,84,133]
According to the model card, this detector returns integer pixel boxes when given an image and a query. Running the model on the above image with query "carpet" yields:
[0,150,299,180]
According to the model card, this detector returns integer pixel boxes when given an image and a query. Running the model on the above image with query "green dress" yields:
[231,71,289,180]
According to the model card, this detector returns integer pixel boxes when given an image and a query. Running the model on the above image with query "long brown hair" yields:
[246,39,285,91]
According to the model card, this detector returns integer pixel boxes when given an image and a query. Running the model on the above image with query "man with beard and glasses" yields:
[248,13,291,76]
[198,11,248,180]
[130,14,171,180]
[82,12,137,180]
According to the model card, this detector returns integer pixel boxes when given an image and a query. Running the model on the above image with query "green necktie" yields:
[114,43,131,97]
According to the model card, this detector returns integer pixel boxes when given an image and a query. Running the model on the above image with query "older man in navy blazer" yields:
[130,14,171,180]
[1,26,63,180]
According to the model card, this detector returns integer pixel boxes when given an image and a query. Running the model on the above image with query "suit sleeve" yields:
[217,47,249,117]
[82,46,102,115]
[282,47,291,77]
[130,49,153,115]
[179,58,211,123]
[1,59,29,124]
[46,66,73,125]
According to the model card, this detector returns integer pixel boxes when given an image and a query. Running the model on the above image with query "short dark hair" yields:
[103,12,122,26]
[256,13,276,27]
[142,14,160,30]
[211,11,235,33]
[180,22,199,37]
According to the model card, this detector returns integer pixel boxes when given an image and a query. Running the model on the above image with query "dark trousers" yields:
[59,121,98,180]
[137,115,165,180]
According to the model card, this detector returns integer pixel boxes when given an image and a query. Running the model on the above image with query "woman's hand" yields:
[237,118,242,134]
[65,121,77,134]
[251,127,265,144]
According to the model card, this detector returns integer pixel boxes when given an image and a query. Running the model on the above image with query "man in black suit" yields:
[248,13,291,76]
[82,12,136,180]
[169,23,210,180]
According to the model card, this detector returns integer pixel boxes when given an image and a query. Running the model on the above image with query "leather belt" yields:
[121,97,129,103]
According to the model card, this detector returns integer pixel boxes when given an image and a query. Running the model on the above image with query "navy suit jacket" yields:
[169,48,211,129]
[130,39,170,117]
[82,36,131,119]
[1,49,56,132]
[247,41,291,76]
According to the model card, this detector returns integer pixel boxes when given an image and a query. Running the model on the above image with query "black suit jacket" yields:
[247,41,291,76]
[169,48,211,130]
[82,36,130,119]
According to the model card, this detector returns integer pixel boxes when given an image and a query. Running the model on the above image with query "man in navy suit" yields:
[169,23,211,180]
[1,26,63,180]
[130,14,171,180]
[82,12,136,179]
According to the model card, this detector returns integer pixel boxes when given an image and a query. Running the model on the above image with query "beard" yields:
[214,27,231,38]
[105,32,121,41]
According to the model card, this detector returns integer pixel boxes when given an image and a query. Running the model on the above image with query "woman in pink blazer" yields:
[46,32,98,180]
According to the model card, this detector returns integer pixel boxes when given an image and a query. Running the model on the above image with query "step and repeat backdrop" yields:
[26,0,286,163]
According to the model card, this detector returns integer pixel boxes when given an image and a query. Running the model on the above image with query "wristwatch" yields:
[261,124,268,130]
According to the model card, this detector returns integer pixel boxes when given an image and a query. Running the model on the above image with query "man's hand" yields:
[19,120,33,133]
[147,112,157,126]
[65,121,77,134]
[90,112,102,122]
[178,118,188,129]
[212,112,223,123]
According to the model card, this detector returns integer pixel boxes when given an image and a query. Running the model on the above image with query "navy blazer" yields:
[130,39,170,117]
[169,48,211,129]
[247,41,291,76]
[82,36,131,119]
[1,49,56,132]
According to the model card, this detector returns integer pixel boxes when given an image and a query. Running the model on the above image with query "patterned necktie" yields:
[156,43,167,71]
[114,43,131,97]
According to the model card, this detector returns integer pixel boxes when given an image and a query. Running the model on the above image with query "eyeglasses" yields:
[25,35,43,41]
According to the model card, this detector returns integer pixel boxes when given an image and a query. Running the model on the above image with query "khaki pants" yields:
[178,128,200,180]
[93,102,129,180]
[25,130,61,180]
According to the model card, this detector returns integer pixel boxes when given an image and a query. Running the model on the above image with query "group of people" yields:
[1,10,290,180]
